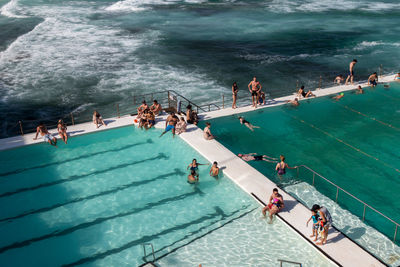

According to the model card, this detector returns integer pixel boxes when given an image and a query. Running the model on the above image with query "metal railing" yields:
[296,165,399,242]
[142,243,155,262]
[278,259,302,266]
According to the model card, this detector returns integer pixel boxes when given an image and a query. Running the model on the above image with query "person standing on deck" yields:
[345,59,357,85]
[311,204,333,245]
[248,76,262,108]
[232,82,239,109]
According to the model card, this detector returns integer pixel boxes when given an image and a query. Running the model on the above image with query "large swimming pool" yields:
[199,82,400,245]
[0,126,334,266]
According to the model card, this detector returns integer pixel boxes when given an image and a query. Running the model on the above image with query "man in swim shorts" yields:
[237,153,277,163]
[150,100,162,116]
[368,72,378,87]
[160,112,178,137]
[345,59,357,85]
[248,76,262,108]
[33,122,57,146]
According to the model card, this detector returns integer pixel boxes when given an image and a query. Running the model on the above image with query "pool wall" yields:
[0,75,396,267]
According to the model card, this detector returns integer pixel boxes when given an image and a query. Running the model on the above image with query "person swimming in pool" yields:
[368,72,378,87]
[262,188,284,222]
[332,92,345,100]
[209,161,220,178]
[286,98,299,107]
[356,85,364,94]
[187,159,209,178]
[187,169,199,184]
[239,117,260,132]
[238,153,278,163]
[276,155,297,176]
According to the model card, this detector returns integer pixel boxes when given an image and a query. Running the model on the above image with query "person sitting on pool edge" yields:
[186,104,199,125]
[209,161,219,178]
[33,122,57,147]
[297,85,315,98]
[368,72,378,87]
[334,75,344,84]
[262,188,284,222]
[203,122,215,140]
[137,101,149,119]
[394,73,400,81]
[238,153,277,163]
[150,100,162,116]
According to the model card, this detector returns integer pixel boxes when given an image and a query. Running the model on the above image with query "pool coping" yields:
[0,75,396,267]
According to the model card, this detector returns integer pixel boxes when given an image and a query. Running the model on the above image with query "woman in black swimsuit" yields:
[232,82,239,109]
[239,117,260,132]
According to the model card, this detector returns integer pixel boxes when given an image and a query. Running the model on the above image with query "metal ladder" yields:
[142,243,155,262]
[278,259,302,267]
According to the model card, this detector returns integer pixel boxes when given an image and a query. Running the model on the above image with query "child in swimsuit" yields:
[306,210,320,241]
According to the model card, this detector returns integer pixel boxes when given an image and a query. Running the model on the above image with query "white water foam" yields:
[105,0,207,13]
[354,41,400,51]
[267,0,400,13]
[0,0,28,18]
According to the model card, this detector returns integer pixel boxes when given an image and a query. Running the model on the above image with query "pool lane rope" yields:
[282,110,400,174]
[331,100,400,131]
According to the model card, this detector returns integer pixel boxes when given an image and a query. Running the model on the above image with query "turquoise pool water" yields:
[199,82,400,244]
[0,126,334,266]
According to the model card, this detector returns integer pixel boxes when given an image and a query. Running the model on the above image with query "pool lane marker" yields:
[331,100,400,131]
[282,110,400,174]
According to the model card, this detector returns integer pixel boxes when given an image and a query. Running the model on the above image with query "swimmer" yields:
[345,59,357,85]
[286,98,299,106]
[334,75,344,84]
[356,85,364,94]
[238,153,278,163]
[276,155,297,176]
[368,72,378,87]
[298,86,315,98]
[187,158,209,178]
[209,161,220,177]
[187,170,198,184]
[203,122,215,140]
[395,73,400,81]
[33,122,57,147]
[332,92,344,100]
[239,117,260,132]
[262,188,284,222]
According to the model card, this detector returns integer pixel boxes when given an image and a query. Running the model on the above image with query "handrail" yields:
[296,165,399,241]
[277,259,302,266]
[142,243,155,262]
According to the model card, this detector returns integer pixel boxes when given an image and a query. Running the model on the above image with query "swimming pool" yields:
[0,126,333,266]
[199,82,400,245]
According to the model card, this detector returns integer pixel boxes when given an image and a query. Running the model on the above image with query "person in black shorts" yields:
[248,76,262,108]
[237,153,278,163]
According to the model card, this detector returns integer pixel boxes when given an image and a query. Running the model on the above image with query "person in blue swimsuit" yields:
[306,210,320,241]
[276,155,298,176]
[187,159,209,179]
[395,73,400,81]
[160,112,178,137]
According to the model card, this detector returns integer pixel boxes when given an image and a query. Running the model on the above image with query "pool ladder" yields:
[278,259,302,266]
[142,243,155,262]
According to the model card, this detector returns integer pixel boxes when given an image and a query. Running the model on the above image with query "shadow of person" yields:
[281,199,298,213]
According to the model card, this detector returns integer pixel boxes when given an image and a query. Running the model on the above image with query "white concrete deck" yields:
[0,75,396,266]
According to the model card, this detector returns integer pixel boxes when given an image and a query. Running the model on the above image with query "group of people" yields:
[187,159,219,184]
[159,104,200,138]
[135,100,162,130]
[231,77,266,109]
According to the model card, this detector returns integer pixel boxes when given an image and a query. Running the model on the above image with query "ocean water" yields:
[198,83,400,244]
[1,0,400,137]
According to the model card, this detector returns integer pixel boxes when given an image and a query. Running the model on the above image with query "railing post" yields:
[379,64,382,78]
[116,103,120,118]
[335,187,339,203]
[222,94,224,109]
[362,205,366,221]
[18,121,24,136]
[168,91,171,109]
[296,80,299,91]
[151,93,153,102]
[196,106,199,113]
[133,95,136,105]
[70,113,75,125]
[318,76,322,90]
[208,104,210,112]
[394,224,398,242]
[296,167,299,178]
[312,172,315,186]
